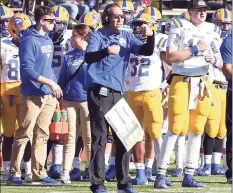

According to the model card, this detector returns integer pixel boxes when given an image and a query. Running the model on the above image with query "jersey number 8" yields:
[8,59,19,80]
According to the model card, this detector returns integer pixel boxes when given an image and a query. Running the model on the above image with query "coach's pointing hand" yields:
[141,24,153,37]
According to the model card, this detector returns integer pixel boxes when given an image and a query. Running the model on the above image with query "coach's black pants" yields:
[87,84,131,192]
[225,88,232,180]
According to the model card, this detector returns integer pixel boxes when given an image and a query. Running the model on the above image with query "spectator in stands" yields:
[227,0,232,10]
[87,0,96,10]
[99,0,114,11]
[54,0,90,22]
[76,0,90,17]
[7,0,22,8]
[140,0,152,7]
[54,0,79,23]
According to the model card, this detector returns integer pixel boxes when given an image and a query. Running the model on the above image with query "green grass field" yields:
[1,167,232,193]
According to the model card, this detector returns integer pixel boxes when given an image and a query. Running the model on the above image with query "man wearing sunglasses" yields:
[85,3,154,193]
[7,6,62,185]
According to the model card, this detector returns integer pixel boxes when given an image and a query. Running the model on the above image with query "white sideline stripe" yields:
[137,187,232,193]
[3,187,231,193]
[47,188,233,193]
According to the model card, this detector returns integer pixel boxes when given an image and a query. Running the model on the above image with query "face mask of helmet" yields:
[49,21,67,44]
[221,28,232,38]
[217,20,232,38]
[0,19,10,37]
[165,21,171,35]
[132,21,147,42]
[54,21,67,33]
[153,19,162,33]
[123,11,134,26]
[15,30,25,42]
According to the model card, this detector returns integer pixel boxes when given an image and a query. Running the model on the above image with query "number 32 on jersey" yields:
[129,57,151,77]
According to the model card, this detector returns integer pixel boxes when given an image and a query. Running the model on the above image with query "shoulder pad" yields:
[170,18,183,28]
[171,18,190,29]
[205,22,221,34]
[157,36,167,48]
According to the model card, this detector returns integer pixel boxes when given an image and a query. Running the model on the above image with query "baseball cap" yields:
[188,0,211,10]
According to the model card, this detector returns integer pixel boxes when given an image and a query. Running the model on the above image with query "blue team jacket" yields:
[58,48,88,101]
[20,25,56,96]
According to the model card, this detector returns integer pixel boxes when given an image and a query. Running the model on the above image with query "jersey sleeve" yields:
[167,27,181,49]
[129,33,144,55]
[0,44,7,64]
[86,33,101,53]
[210,38,223,68]
[220,35,232,65]
[58,55,68,91]
[19,38,40,81]
[157,36,167,52]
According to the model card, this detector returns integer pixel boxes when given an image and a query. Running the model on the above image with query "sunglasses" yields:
[43,19,56,24]
[110,14,126,19]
